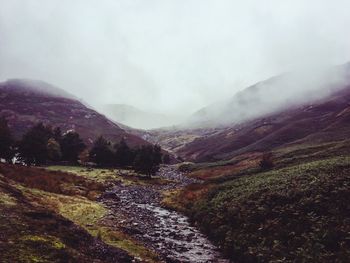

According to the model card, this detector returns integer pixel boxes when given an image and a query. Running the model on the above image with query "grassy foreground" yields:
[0,164,160,262]
[164,144,350,262]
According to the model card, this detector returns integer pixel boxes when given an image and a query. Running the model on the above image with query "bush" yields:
[259,152,274,170]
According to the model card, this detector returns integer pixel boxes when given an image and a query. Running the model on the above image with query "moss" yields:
[89,227,159,262]
[0,192,17,206]
[19,175,158,262]
[46,165,171,186]
[175,156,350,262]
[21,235,66,250]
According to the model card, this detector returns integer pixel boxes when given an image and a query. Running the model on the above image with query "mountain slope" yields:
[187,63,350,128]
[0,79,148,146]
[177,83,350,162]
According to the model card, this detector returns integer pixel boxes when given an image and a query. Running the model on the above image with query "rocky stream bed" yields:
[99,166,229,263]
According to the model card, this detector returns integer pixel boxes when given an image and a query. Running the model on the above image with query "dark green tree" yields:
[153,144,162,165]
[89,136,114,167]
[18,123,53,165]
[133,145,163,176]
[53,127,62,142]
[60,131,86,163]
[114,138,134,167]
[47,138,62,162]
[0,117,14,163]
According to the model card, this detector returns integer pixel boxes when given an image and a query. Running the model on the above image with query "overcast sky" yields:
[1,0,350,116]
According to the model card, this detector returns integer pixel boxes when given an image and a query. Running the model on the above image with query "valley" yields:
[0,163,229,262]
[2,2,350,262]
[1,68,350,262]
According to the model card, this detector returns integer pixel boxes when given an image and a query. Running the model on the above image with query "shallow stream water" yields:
[101,166,229,263]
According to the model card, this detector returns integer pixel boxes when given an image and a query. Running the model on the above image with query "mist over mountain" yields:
[99,104,183,130]
[185,63,350,128]
[1,79,77,100]
[2,1,350,262]
[0,79,148,147]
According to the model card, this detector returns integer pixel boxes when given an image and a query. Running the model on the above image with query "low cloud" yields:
[1,0,350,125]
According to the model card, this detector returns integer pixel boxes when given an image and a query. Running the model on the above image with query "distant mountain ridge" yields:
[0,79,148,147]
[100,104,182,130]
[186,63,350,128]
[1,79,77,99]
[149,63,350,161]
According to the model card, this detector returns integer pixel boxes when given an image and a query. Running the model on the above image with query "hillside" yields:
[147,63,348,162]
[0,79,148,147]
[165,152,350,262]
[187,63,350,128]
[177,84,350,162]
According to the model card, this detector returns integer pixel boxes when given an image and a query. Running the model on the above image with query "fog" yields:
[1,0,350,127]
[187,63,350,127]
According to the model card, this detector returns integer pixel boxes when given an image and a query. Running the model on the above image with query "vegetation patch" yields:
[21,235,66,250]
[0,164,105,199]
[47,165,171,186]
[0,191,16,206]
[172,156,350,262]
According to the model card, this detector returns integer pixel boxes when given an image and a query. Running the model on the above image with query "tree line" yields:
[0,117,169,175]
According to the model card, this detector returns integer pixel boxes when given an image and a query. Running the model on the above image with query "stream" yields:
[100,166,229,263]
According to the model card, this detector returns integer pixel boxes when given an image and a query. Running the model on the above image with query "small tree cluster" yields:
[0,117,14,163]
[89,136,163,176]
[17,123,86,166]
[0,118,166,176]
[133,145,162,176]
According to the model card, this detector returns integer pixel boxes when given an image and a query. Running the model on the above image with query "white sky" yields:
[1,0,350,116]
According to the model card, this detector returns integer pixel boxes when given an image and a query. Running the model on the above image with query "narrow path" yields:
[100,166,229,263]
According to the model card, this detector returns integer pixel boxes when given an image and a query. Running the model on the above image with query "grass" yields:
[0,164,159,262]
[173,140,350,262]
[166,153,350,262]
[21,235,66,250]
[47,165,171,186]
[0,191,17,206]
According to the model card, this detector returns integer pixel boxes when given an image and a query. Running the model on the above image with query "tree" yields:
[89,136,114,167]
[114,138,134,167]
[259,152,274,171]
[0,117,14,163]
[153,144,162,165]
[78,149,90,165]
[47,138,62,162]
[133,145,163,176]
[53,127,62,142]
[60,131,86,163]
[18,123,53,165]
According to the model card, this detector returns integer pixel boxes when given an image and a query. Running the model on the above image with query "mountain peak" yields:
[0,78,76,99]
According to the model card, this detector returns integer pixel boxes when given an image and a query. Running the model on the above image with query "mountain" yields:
[0,79,148,147]
[178,86,350,162]
[99,104,182,130]
[186,63,350,128]
[150,63,350,162]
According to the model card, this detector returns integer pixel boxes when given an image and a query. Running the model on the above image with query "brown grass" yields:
[0,164,105,199]
[189,153,261,180]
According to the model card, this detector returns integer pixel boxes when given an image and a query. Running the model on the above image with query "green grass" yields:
[19,168,160,262]
[0,164,158,262]
[47,165,170,186]
[175,156,350,262]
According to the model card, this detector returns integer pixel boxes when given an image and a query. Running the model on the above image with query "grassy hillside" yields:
[0,164,161,262]
[176,85,350,162]
[164,142,350,262]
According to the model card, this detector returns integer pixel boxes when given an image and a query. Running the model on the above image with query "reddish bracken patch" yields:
[0,164,104,198]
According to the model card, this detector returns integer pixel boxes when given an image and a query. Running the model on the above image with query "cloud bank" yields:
[1,0,350,120]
